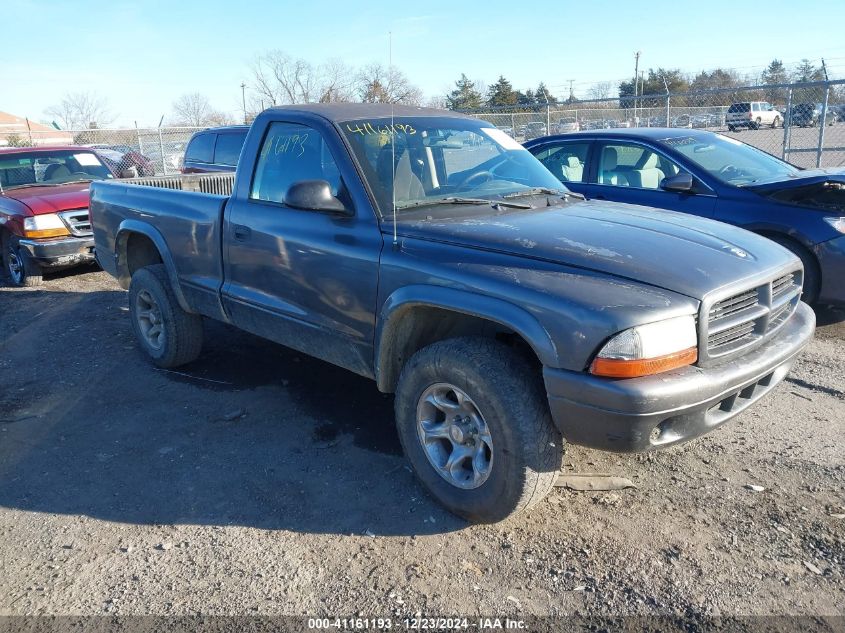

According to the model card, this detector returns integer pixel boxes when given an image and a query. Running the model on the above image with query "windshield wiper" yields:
[396,196,531,210]
[502,187,585,201]
[502,187,563,198]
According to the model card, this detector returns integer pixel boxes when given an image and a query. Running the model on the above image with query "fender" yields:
[375,284,559,392]
[114,219,193,314]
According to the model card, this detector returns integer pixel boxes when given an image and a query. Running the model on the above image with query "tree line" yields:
[39,55,839,130]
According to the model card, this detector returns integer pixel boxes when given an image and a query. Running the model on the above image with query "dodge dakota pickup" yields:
[90,104,815,523]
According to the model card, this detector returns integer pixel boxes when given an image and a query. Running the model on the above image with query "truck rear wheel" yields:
[128,264,203,368]
[3,233,42,287]
[394,337,563,523]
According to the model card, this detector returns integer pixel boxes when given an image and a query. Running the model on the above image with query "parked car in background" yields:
[182,126,249,173]
[496,125,515,137]
[88,144,156,176]
[90,104,813,522]
[522,121,548,140]
[0,146,116,286]
[787,103,836,128]
[670,115,692,128]
[726,102,782,131]
[525,128,845,305]
[555,118,580,133]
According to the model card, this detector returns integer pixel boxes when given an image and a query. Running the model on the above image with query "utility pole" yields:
[633,51,641,121]
[240,82,247,124]
[567,79,574,102]
[821,58,829,81]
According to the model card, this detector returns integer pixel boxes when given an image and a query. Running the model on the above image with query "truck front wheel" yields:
[394,337,563,523]
[128,264,203,368]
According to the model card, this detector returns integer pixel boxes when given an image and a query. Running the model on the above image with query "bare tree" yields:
[317,58,356,103]
[356,64,423,105]
[251,51,357,105]
[587,81,614,101]
[251,50,320,104]
[170,93,233,127]
[45,92,114,129]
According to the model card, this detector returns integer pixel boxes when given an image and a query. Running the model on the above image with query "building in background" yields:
[0,111,73,146]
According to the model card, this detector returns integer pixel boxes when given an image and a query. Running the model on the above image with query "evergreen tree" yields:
[762,59,789,104]
[487,76,518,107]
[517,89,535,106]
[534,82,557,105]
[446,74,484,110]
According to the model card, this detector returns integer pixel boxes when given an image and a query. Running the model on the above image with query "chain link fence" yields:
[1,126,203,176]
[460,80,845,169]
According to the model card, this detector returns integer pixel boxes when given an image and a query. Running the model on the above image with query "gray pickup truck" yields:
[90,104,815,523]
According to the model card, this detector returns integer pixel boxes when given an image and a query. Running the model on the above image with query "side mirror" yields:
[284,180,350,215]
[119,167,139,179]
[660,172,695,193]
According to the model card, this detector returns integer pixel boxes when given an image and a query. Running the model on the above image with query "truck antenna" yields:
[390,31,398,247]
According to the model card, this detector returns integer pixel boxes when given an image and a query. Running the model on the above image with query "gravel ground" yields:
[1,267,843,620]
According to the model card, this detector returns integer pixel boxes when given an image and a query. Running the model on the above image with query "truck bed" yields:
[90,174,233,316]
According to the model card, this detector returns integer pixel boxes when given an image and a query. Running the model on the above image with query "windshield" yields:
[0,149,113,190]
[656,134,799,186]
[339,116,567,216]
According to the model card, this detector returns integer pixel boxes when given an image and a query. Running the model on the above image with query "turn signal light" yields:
[590,347,698,378]
[23,227,70,239]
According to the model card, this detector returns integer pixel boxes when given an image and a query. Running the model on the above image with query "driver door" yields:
[221,120,383,378]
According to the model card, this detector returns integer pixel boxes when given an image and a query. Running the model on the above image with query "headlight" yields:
[823,217,845,234]
[23,214,70,239]
[590,315,698,378]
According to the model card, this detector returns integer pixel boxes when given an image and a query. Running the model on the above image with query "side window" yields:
[751,103,760,112]
[185,133,215,163]
[250,122,341,204]
[214,132,247,166]
[597,143,681,189]
[531,142,589,183]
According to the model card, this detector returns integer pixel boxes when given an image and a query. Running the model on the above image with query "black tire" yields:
[772,116,781,129]
[394,336,563,523]
[767,235,821,305]
[728,125,737,132]
[2,232,42,287]
[753,117,762,130]
[128,264,203,367]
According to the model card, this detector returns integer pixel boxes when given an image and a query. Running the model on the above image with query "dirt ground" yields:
[1,266,843,620]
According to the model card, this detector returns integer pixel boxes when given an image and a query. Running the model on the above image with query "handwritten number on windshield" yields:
[345,123,416,136]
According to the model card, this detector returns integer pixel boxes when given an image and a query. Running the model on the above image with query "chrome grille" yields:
[772,273,794,300]
[58,208,92,236]
[701,268,803,362]
[708,288,759,322]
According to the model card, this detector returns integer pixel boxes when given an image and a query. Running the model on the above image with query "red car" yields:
[0,145,117,286]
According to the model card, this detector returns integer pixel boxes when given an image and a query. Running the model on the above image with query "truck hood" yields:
[1,182,91,215]
[745,169,845,212]
[394,199,798,300]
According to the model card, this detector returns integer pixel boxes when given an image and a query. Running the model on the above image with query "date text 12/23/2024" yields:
[307,617,527,630]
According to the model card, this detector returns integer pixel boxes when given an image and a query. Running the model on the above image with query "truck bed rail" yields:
[119,172,235,196]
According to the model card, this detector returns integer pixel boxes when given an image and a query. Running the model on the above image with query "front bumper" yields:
[18,236,96,269]
[543,301,815,452]
[814,235,845,306]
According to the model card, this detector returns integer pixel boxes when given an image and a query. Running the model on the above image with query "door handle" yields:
[233,224,251,241]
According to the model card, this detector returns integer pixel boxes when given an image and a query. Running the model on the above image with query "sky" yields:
[3,0,845,128]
